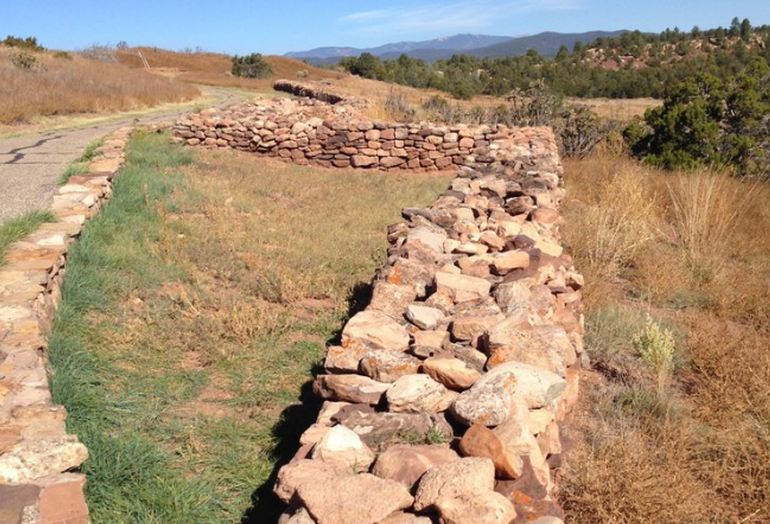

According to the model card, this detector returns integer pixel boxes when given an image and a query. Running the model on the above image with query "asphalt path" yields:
[0,86,246,222]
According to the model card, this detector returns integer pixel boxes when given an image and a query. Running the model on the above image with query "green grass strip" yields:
[47,132,227,523]
[0,210,54,265]
[58,137,105,185]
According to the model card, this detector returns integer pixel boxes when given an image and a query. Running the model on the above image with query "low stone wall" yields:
[261,126,583,521]
[0,128,131,523]
[171,97,558,174]
[273,79,347,105]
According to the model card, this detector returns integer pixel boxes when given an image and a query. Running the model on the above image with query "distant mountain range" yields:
[286,31,628,64]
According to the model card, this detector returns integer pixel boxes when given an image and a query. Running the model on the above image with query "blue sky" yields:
[2,1,770,55]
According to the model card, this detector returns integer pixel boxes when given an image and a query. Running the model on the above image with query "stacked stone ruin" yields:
[0,129,130,523]
[175,91,584,523]
[171,90,545,173]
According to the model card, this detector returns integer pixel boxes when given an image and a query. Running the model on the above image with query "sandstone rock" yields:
[279,508,315,524]
[405,304,445,330]
[369,282,417,319]
[0,436,88,484]
[360,350,421,382]
[459,423,523,479]
[487,324,575,376]
[311,425,376,472]
[413,457,495,511]
[494,281,533,313]
[450,365,518,426]
[316,401,352,426]
[336,411,452,451]
[435,272,491,303]
[411,330,448,358]
[379,512,434,524]
[451,308,504,345]
[386,374,456,413]
[297,473,413,524]
[342,310,410,352]
[484,362,565,409]
[300,424,330,445]
[436,489,517,524]
[36,473,89,524]
[372,444,459,488]
[422,357,481,390]
[325,344,366,372]
[387,257,435,296]
[492,251,530,275]
[314,374,390,405]
[407,226,447,255]
[351,155,377,167]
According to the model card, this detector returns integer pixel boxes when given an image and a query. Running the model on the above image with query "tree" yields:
[627,62,770,176]
[740,18,752,41]
[231,53,273,78]
[555,45,569,61]
[729,17,741,37]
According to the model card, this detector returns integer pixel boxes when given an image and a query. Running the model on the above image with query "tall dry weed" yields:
[562,151,658,303]
[665,171,758,273]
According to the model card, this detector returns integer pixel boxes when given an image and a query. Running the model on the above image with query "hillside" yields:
[467,30,626,58]
[116,47,343,89]
[336,20,770,99]
[286,33,512,63]
[289,30,628,63]
[0,45,198,125]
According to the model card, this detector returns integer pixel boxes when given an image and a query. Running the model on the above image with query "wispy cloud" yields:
[337,0,580,35]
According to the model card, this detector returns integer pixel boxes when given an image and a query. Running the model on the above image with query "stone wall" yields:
[174,95,586,523]
[0,128,131,523]
[273,79,347,105]
[171,97,558,174]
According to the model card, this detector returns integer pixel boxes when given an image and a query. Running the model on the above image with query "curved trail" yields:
[0,86,247,222]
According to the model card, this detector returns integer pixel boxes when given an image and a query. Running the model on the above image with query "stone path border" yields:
[0,127,131,523]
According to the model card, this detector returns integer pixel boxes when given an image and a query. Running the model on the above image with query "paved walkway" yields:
[0,86,246,222]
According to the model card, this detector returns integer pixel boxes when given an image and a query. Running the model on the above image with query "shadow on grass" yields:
[241,281,374,523]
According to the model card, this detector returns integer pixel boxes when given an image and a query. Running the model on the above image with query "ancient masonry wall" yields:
[171,96,550,173]
[0,128,131,524]
[174,95,584,523]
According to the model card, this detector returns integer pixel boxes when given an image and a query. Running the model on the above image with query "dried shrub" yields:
[79,44,117,62]
[558,106,608,158]
[385,90,415,121]
[10,51,40,70]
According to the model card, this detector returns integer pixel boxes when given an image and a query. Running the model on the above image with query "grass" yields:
[559,148,770,523]
[48,130,451,522]
[0,47,198,125]
[0,210,54,264]
[58,138,104,184]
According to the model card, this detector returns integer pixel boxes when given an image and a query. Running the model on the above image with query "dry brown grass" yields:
[568,97,661,122]
[0,47,199,124]
[116,48,344,92]
[560,149,770,523]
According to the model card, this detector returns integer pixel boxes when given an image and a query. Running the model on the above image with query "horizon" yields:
[1,1,769,55]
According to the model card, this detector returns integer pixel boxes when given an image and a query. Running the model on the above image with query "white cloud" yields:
[337,0,580,35]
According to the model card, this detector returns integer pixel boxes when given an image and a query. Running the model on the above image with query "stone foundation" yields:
[174,94,585,523]
[171,97,558,174]
[0,128,131,523]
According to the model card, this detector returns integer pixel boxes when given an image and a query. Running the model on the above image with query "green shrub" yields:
[53,50,72,60]
[2,35,43,51]
[633,315,677,392]
[627,62,770,176]
[231,53,273,79]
